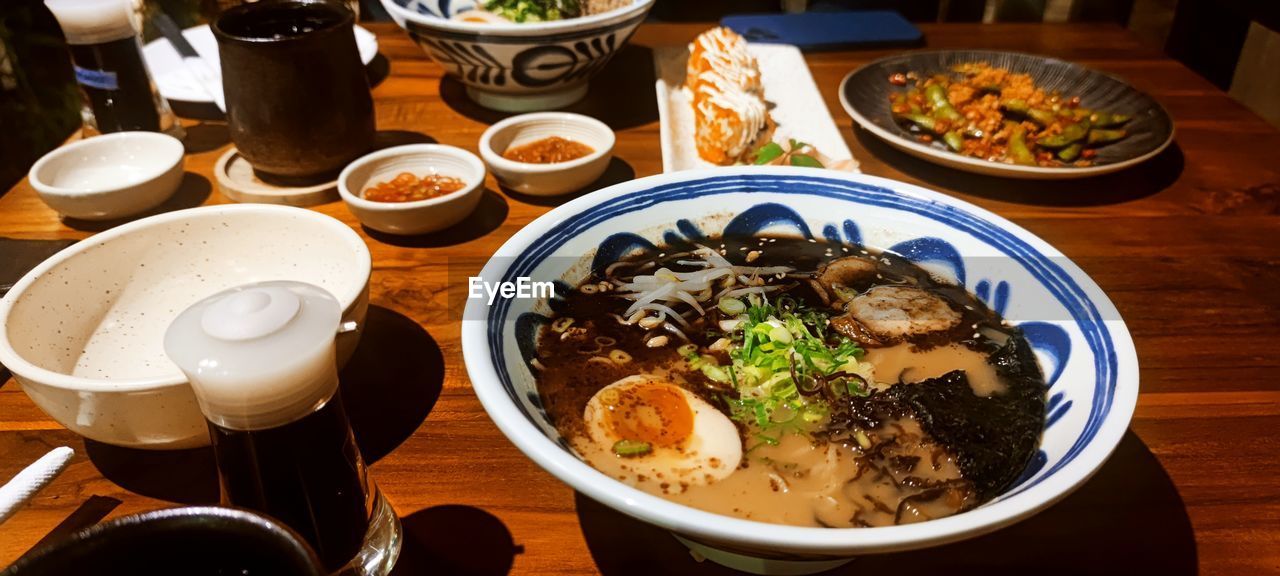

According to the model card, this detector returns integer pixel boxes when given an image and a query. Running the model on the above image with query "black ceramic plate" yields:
[839,50,1174,179]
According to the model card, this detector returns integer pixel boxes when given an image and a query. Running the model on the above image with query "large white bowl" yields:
[29,132,185,221]
[0,205,371,449]
[461,167,1139,573]
[378,0,654,111]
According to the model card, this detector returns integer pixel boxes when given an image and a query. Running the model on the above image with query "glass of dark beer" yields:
[164,281,401,575]
[44,0,182,136]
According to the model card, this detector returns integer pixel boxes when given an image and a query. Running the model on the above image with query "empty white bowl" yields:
[479,112,614,196]
[29,132,185,221]
[0,204,371,449]
[338,144,486,235]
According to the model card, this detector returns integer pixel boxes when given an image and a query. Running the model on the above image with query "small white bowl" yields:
[338,144,486,236]
[29,132,185,221]
[479,112,614,197]
[0,204,371,449]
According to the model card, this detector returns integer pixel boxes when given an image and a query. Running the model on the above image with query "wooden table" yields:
[2,22,1279,575]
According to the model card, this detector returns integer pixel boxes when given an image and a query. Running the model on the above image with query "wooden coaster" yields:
[213,148,339,206]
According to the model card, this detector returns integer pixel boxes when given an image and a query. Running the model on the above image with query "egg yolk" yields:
[600,384,694,448]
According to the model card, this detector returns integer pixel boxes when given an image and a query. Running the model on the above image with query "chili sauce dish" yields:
[338,144,487,236]
[479,112,615,197]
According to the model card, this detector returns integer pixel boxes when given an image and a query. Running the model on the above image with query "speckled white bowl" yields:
[479,112,614,196]
[0,205,371,449]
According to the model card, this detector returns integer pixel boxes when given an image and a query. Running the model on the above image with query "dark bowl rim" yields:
[838,49,1176,176]
[212,0,354,45]
[3,506,324,576]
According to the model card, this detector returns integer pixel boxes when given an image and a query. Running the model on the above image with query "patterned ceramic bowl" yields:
[378,0,654,111]
[461,167,1139,574]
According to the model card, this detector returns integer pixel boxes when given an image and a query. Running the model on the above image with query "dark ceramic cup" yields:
[2,506,326,576]
[213,0,375,180]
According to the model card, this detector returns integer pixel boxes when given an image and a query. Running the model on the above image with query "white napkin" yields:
[0,446,74,525]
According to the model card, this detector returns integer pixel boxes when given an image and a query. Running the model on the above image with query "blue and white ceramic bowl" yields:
[379,0,654,111]
[461,167,1139,574]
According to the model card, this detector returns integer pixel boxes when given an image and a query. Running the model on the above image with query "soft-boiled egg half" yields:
[575,375,742,494]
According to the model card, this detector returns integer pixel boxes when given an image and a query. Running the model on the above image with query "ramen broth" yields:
[533,235,1046,528]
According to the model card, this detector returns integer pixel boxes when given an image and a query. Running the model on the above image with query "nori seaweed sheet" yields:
[825,336,1047,501]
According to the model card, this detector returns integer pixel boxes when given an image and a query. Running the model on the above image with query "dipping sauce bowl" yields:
[479,112,614,197]
[338,144,486,235]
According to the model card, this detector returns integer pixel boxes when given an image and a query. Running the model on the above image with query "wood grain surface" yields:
[2,22,1278,575]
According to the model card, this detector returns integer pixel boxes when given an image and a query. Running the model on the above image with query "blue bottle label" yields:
[74,65,119,90]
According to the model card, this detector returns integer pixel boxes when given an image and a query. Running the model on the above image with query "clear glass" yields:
[46,0,183,137]
[207,390,401,576]
[75,36,182,138]
[165,282,400,575]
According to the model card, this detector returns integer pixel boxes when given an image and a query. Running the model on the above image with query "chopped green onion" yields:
[702,363,730,383]
[755,433,780,446]
[768,325,793,344]
[718,297,747,315]
[612,439,652,457]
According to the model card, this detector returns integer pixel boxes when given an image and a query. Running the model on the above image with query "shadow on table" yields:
[367,53,392,90]
[575,430,1196,576]
[373,129,437,150]
[85,305,442,500]
[501,157,636,208]
[60,172,213,233]
[855,127,1186,207]
[439,45,659,131]
[391,505,523,576]
[83,440,220,504]
[182,122,231,153]
[340,304,445,464]
[363,188,508,248]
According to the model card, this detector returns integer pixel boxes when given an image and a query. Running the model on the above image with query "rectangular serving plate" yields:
[654,43,857,173]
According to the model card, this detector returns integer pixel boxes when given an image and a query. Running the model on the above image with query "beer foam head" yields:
[45,0,138,45]
[164,281,342,431]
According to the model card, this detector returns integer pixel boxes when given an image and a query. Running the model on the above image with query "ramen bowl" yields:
[0,205,371,449]
[378,0,654,112]
[461,167,1139,574]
